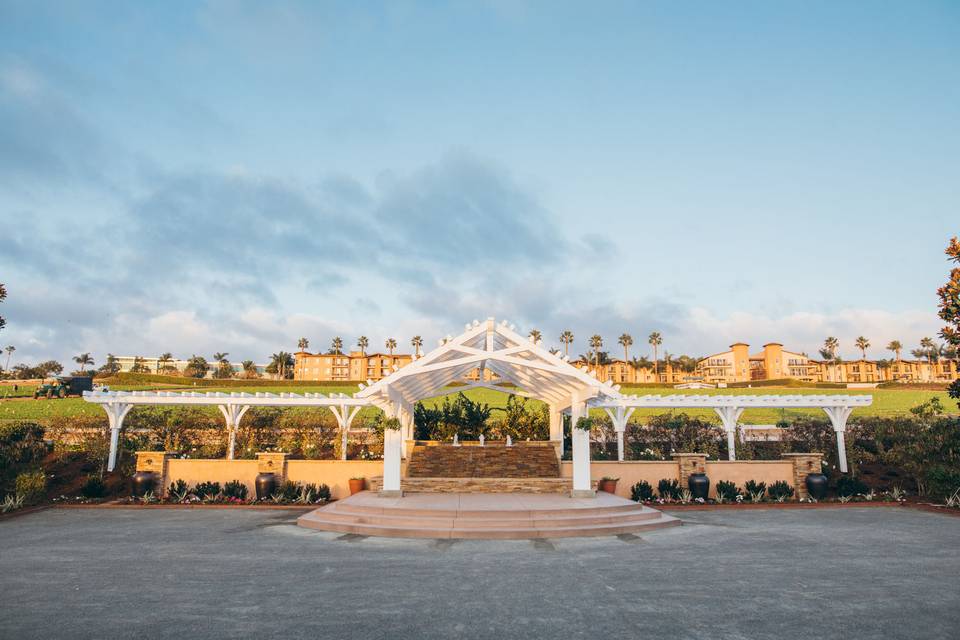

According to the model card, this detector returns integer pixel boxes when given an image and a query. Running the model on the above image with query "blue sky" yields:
[1,1,958,365]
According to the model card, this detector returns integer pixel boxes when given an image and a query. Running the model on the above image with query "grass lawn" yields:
[1,381,953,424]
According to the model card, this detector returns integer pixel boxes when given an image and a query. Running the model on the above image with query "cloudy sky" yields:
[1,1,958,366]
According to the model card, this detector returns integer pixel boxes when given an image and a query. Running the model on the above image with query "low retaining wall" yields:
[562,455,814,501]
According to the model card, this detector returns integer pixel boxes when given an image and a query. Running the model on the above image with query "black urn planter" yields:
[805,473,828,500]
[255,473,277,501]
[131,471,157,497]
[687,473,710,500]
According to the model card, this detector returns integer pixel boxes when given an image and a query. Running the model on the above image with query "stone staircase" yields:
[298,492,681,539]
[406,442,560,478]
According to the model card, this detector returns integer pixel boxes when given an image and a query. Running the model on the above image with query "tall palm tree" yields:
[528,329,542,345]
[73,353,94,373]
[854,336,870,360]
[4,345,14,373]
[886,340,903,361]
[131,356,148,373]
[648,332,662,375]
[297,337,309,352]
[559,330,574,356]
[212,352,231,379]
[270,352,293,379]
[919,337,934,363]
[411,336,423,357]
[157,352,173,374]
[589,335,603,368]
[331,337,343,355]
[385,338,397,356]
[357,336,369,356]
[618,333,633,362]
[241,360,258,378]
[823,336,840,380]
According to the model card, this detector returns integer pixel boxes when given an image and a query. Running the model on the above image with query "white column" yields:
[604,406,635,462]
[218,404,249,460]
[570,396,594,497]
[104,403,133,472]
[381,404,404,496]
[823,405,854,473]
[548,405,563,455]
[713,406,744,461]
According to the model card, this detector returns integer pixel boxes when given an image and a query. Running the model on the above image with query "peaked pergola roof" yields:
[355,317,621,410]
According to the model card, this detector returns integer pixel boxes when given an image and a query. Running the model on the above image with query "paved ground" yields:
[1,506,958,640]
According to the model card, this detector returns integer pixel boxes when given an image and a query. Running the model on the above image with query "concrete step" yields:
[297,497,681,540]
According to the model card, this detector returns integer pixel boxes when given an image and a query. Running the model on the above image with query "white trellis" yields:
[591,393,873,471]
[84,316,873,491]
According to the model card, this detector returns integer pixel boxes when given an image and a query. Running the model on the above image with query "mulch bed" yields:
[658,501,906,511]
[53,501,319,510]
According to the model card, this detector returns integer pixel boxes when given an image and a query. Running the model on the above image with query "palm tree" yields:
[241,360,259,379]
[157,352,173,374]
[385,338,397,356]
[411,336,423,357]
[130,356,148,374]
[887,340,903,361]
[648,332,662,375]
[919,337,934,364]
[528,329,542,345]
[4,345,15,373]
[618,333,633,362]
[73,353,94,373]
[357,336,369,356]
[589,335,603,368]
[212,352,231,379]
[823,336,840,380]
[297,337,309,352]
[269,352,294,379]
[631,356,653,370]
[559,330,574,356]
[331,337,343,355]
[854,336,870,360]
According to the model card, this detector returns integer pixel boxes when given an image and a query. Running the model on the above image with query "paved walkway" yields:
[1,506,958,639]
[338,490,638,511]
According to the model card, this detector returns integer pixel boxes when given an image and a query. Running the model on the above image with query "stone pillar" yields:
[256,452,288,484]
[135,451,176,496]
[672,453,707,487]
[782,453,824,501]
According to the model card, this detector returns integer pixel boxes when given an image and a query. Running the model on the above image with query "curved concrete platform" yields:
[297,492,681,539]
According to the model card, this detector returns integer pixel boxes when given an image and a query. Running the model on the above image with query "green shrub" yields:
[277,480,300,501]
[630,480,654,502]
[15,470,46,505]
[768,481,795,502]
[924,466,960,503]
[744,480,767,501]
[0,422,47,475]
[715,480,740,501]
[657,478,680,500]
[223,480,248,500]
[836,475,868,497]
[168,479,188,496]
[80,475,107,499]
[193,481,221,499]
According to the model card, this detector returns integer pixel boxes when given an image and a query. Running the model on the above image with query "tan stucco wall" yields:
[166,459,261,494]
[561,461,680,499]
[286,460,385,499]
[705,461,794,498]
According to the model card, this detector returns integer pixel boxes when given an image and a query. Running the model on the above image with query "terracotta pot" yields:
[255,473,276,501]
[805,473,828,500]
[687,473,710,501]
[131,471,156,497]
[597,478,618,494]
[349,478,365,495]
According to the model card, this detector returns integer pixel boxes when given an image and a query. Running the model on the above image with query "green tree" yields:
[887,340,903,361]
[73,353,94,373]
[618,333,633,362]
[99,354,120,376]
[937,236,960,406]
[297,338,309,352]
[559,330,574,356]
[130,356,149,374]
[267,352,294,379]
[330,337,343,355]
[357,336,369,356]
[589,334,603,368]
[528,329,542,345]
[411,335,423,357]
[854,336,870,360]
[3,345,14,374]
[385,338,397,355]
[241,360,259,379]
[157,352,174,374]
[648,332,662,375]
[184,355,209,379]
[212,352,232,379]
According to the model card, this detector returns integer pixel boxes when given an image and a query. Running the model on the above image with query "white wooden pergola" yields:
[84,316,872,493]
[591,393,872,472]
[84,390,368,471]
